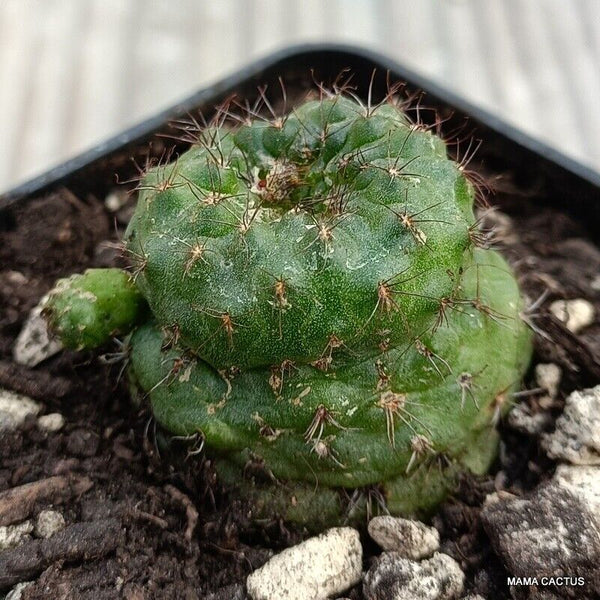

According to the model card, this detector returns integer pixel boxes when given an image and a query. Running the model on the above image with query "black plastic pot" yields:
[1,43,599,232]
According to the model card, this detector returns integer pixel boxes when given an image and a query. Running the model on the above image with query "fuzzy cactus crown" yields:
[44,88,532,523]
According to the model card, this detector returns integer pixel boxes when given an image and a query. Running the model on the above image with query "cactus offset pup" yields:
[43,92,532,526]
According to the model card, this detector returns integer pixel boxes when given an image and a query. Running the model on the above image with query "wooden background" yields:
[1,0,599,193]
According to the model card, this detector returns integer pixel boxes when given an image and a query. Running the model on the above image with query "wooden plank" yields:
[0,0,599,193]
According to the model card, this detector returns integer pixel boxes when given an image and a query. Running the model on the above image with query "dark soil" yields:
[1,119,599,599]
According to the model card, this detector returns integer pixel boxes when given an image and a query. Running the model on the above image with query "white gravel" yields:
[363,551,465,600]
[0,520,33,551]
[37,412,65,432]
[549,298,595,333]
[34,509,66,539]
[5,582,34,600]
[534,363,561,398]
[367,516,439,559]
[246,527,362,600]
[481,482,600,583]
[13,296,63,367]
[0,389,41,432]
[12,299,63,367]
[552,464,600,515]
[507,402,552,435]
[542,385,600,464]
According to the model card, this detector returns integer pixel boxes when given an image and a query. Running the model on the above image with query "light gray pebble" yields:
[5,582,34,600]
[37,412,65,432]
[534,363,561,398]
[34,509,66,538]
[507,402,552,435]
[0,520,33,551]
[552,464,600,515]
[542,385,600,464]
[104,192,127,212]
[364,551,464,600]
[549,298,595,333]
[0,389,40,432]
[13,300,63,367]
[368,516,439,559]
[247,527,362,600]
[481,483,600,587]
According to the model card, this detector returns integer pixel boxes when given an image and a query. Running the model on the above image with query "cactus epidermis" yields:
[44,92,532,520]
[125,97,474,370]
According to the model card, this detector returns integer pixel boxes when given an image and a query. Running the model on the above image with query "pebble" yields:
[541,385,600,464]
[481,483,600,587]
[104,192,127,212]
[0,389,41,432]
[506,402,552,435]
[534,363,561,398]
[246,527,362,600]
[37,412,65,432]
[460,596,485,600]
[34,509,66,538]
[363,551,464,600]
[367,516,439,559]
[5,582,34,600]
[549,298,595,333]
[13,300,63,367]
[552,464,600,514]
[0,520,33,551]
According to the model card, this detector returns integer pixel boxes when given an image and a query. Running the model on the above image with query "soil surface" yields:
[1,125,599,598]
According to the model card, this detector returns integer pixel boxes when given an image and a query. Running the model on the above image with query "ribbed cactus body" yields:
[129,248,530,492]
[125,97,474,371]
[44,94,532,521]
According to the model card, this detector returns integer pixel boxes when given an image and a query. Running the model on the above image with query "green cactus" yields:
[43,93,532,524]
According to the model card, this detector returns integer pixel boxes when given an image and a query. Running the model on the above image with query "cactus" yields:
[43,93,532,524]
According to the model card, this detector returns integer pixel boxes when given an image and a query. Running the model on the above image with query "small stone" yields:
[5,270,28,286]
[0,389,41,432]
[104,192,125,212]
[460,596,485,600]
[37,412,65,432]
[552,464,600,514]
[5,582,34,600]
[541,385,600,464]
[549,298,595,333]
[34,509,66,538]
[246,527,362,600]
[483,491,516,507]
[538,395,557,410]
[0,520,33,550]
[507,402,552,435]
[481,483,600,588]
[590,274,600,291]
[368,516,439,559]
[13,299,63,366]
[363,551,464,600]
[534,363,561,398]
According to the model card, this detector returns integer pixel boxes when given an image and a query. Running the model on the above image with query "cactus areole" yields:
[44,94,532,525]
